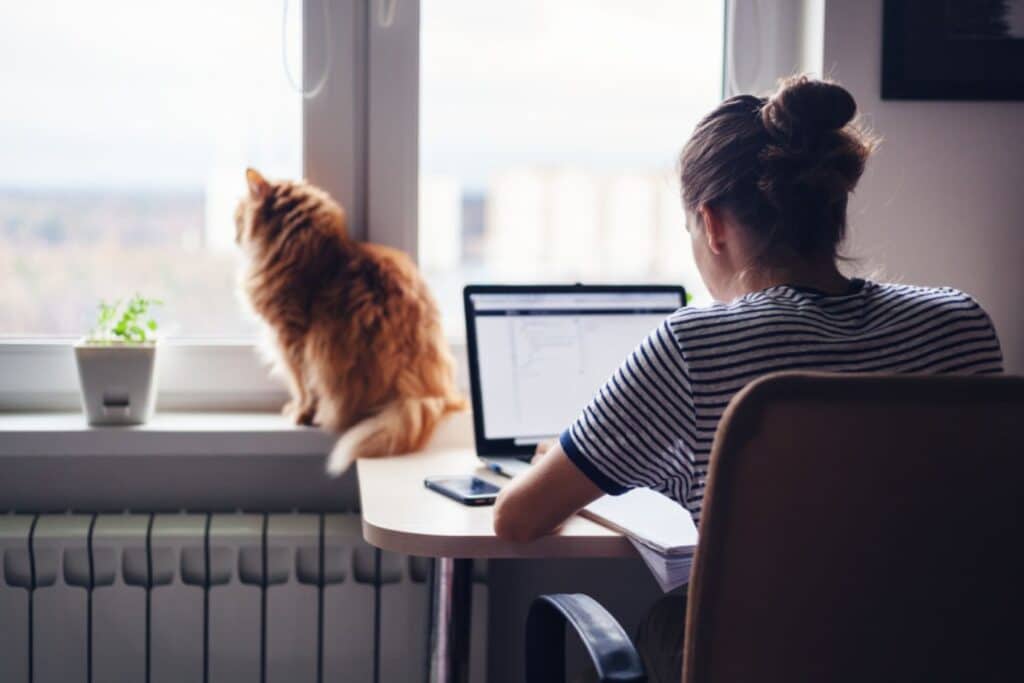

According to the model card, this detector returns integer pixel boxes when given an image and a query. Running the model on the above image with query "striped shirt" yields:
[560,279,1003,522]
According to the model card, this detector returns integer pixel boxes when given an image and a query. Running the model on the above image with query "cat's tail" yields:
[325,395,465,476]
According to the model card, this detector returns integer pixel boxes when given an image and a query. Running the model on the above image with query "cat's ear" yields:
[246,168,271,200]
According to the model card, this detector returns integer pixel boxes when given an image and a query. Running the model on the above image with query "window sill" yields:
[0,411,350,512]
[0,408,474,457]
[0,410,475,512]
[0,411,335,457]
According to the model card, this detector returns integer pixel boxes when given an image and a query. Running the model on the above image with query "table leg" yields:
[428,557,473,683]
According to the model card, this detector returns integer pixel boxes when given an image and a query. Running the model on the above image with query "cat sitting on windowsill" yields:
[235,168,466,475]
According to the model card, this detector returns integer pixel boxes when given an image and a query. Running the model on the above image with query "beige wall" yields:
[824,0,1024,372]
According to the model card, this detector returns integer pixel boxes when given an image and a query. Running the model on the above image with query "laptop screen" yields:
[464,286,684,452]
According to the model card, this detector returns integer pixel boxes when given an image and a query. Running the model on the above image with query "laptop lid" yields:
[463,284,686,458]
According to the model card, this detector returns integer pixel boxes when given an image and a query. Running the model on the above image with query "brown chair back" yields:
[683,372,1024,683]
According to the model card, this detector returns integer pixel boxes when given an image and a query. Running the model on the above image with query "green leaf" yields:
[89,293,161,342]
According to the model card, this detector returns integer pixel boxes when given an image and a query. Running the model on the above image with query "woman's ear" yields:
[699,205,727,256]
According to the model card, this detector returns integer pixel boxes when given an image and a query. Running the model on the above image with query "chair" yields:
[525,372,1024,683]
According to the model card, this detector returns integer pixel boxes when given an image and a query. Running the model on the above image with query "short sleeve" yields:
[957,291,1004,374]
[561,319,698,506]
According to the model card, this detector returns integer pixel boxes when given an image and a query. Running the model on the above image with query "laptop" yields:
[463,283,687,477]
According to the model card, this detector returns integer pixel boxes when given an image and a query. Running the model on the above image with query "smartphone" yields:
[424,475,500,506]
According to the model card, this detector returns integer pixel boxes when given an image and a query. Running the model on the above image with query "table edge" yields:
[361,516,638,560]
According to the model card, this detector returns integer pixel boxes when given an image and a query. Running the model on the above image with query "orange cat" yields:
[235,168,466,474]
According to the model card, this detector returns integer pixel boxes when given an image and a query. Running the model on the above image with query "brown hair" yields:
[679,75,877,260]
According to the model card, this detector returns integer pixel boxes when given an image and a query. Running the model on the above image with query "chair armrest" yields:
[526,593,646,682]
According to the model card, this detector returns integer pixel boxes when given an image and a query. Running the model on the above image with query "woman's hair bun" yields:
[679,74,877,259]
[761,75,857,141]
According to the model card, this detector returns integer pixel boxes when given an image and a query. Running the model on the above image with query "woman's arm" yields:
[492,441,604,542]
[494,318,697,542]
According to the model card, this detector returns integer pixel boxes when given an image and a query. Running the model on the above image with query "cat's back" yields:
[349,241,434,302]
[323,240,441,331]
[357,241,422,285]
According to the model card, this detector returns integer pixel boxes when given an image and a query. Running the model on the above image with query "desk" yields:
[358,447,634,683]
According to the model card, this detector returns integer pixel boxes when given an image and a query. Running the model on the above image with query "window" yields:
[0,0,727,408]
[0,1,303,338]
[419,1,724,334]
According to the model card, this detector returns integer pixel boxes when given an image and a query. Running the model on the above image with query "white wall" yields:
[824,0,1024,372]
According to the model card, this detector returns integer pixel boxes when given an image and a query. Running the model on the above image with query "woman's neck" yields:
[733,256,850,299]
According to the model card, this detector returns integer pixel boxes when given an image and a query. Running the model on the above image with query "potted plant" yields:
[74,295,161,426]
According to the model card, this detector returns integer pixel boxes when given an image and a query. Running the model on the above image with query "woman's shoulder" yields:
[662,293,791,350]
[664,280,995,337]
[865,281,992,315]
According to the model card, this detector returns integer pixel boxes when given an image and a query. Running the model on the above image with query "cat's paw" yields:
[283,400,317,426]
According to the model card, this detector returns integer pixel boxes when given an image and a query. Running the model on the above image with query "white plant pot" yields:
[73,340,158,426]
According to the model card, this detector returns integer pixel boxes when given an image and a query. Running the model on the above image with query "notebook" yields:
[582,488,699,592]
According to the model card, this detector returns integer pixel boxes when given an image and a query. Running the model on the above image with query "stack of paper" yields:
[583,488,699,592]
[629,540,694,592]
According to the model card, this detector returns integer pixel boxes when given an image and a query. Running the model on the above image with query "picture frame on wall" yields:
[882,0,1024,100]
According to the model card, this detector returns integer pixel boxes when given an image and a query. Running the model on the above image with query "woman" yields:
[493,76,1003,681]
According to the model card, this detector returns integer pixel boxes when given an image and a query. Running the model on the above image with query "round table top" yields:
[357,447,635,559]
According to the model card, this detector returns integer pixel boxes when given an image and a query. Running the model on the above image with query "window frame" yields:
[0,0,421,412]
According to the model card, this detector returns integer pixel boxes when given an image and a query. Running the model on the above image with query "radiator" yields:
[0,513,488,683]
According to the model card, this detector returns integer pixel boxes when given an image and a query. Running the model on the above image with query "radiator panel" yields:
[208,514,263,683]
[34,515,90,683]
[150,514,207,683]
[92,515,149,683]
[0,511,487,683]
[0,516,32,683]
[266,514,319,683]
[323,515,376,682]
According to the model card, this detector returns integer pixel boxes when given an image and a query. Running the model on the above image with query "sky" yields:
[0,0,723,192]
[0,1,303,190]
[420,0,724,190]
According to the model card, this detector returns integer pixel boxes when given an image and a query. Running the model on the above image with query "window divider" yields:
[304,0,371,243]
[365,0,420,257]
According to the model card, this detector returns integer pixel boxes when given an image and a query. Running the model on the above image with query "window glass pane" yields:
[420,1,724,335]
[0,1,302,337]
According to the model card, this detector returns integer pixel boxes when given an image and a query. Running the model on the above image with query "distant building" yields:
[482,166,706,298]
[419,175,462,271]
[460,192,487,263]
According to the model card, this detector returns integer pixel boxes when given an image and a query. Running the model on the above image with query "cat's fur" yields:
[235,168,466,474]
